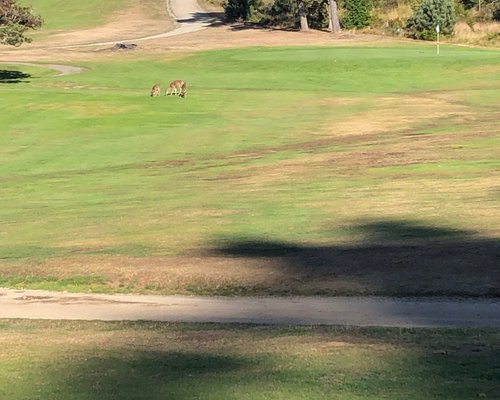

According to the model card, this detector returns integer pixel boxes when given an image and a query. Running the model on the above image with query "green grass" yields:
[19,0,134,30]
[0,274,110,292]
[0,320,499,399]
[1,44,499,295]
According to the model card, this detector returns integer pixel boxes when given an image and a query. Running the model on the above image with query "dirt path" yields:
[53,0,214,48]
[1,288,500,327]
[0,0,212,73]
[0,0,386,63]
[0,62,84,76]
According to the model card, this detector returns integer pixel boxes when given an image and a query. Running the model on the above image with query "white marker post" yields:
[436,25,440,55]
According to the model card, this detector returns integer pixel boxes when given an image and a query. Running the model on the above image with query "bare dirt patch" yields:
[0,18,395,63]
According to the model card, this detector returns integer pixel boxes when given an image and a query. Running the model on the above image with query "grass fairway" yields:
[0,320,499,399]
[20,0,134,30]
[1,44,500,296]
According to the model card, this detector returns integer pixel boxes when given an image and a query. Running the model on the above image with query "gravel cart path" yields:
[2,288,500,327]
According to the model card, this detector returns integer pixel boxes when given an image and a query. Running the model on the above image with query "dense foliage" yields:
[482,0,500,20]
[460,0,500,19]
[406,0,457,40]
[341,0,372,28]
[223,0,263,21]
[260,0,329,29]
[222,0,497,36]
[0,0,42,45]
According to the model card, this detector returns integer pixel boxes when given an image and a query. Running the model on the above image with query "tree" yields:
[0,0,42,46]
[297,0,310,30]
[233,0,336,31]
[327,0,341,32]
[406,0,457,40]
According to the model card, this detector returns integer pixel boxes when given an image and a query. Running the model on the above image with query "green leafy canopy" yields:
[0,0,42,46]
[406,0,457,40]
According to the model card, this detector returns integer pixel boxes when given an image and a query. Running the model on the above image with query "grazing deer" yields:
[165,80,187,98]
[150,83,161,97]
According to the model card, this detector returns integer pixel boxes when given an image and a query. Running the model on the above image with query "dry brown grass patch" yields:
[38,1,174,47]
[452,21,500,47]
[211,92,477,187]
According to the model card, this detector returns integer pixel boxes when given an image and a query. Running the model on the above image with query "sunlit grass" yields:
[0,44,499,294]
[19,0,134,30]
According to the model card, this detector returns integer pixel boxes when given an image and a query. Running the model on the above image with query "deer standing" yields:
[165,80,187,98]
[150,83,161,97]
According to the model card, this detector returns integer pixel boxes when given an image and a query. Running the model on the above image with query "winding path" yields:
[57,0,214,48]
[0,62,84,76]
[0,0,213,74]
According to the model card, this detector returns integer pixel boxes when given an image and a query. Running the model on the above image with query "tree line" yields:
[1,0,498,46]
[223,0,500,40]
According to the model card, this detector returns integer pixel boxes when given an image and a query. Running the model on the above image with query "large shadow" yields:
[176,11,225,27]
[7,324,500,399]
[31,351,252,399]
[228,21,298,31]
[175,10,292,31]
[210,219,500,297]
[0,69,31,84]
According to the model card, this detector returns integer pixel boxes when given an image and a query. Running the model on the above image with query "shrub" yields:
[406,0,457,40]
[484,0,500,21]
[341,0,373,28]
[259,0,296,27]
[388,17,405,34]
[223,0,264,21]
[307,0,330,28]
[260,0,329,29]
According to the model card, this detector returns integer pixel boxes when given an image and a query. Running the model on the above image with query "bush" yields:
[259,0,296,27]
[223,0,263,21]
[307,0,330,28]
[495,6,500,21]
[388,17,405,35]
[260,0,329,29]
[483,0,500,21]
[341,0,373,28]
[406,0,457,40]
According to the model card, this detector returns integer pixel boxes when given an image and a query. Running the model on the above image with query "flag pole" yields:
[436,25,440,55]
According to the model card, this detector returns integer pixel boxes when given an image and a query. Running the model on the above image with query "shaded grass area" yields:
[0,45,499,295]
[0,70,31,84]
[0,320,499,399]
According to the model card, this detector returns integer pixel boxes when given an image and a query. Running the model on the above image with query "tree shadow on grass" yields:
[37,350,254,400]
[228,21,298,31]
[175,10,295,32]
[0,69,31,84]
[209,219,500,297]
[13,324,500,400]
[176,11,225,27]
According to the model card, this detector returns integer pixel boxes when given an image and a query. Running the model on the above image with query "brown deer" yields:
[165,80,187,98]
[150,83,161,97]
